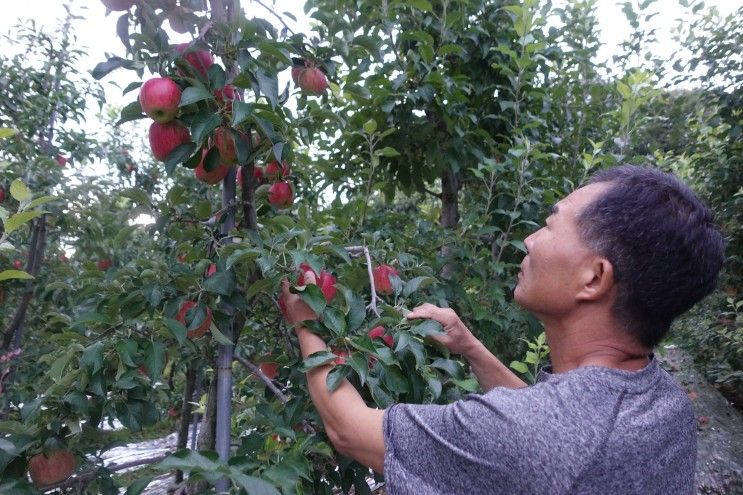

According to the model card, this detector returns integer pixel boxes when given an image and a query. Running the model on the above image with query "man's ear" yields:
[576,257,614,301]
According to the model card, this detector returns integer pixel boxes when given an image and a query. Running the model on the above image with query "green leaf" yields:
[0,128,18,139]
[203,271,236,296]
[231,101,253,126]
[116,340,138,367]
[164,143,197,175]
[191,112,222,144]
[326,366,349,392]
[299,351,337,372]
[180,86,213,107]
[408,0,433,12]
[125,476,154,495]
[117,100,145,126]
[299,284,326,316]
[164,318,187,345]
[92,56,134,80]
[10,179,31,202]
[379,146,400,157]
[347,353,369,387]
[322,307,347,336]
[410,320,444,337]
[402,276,437,296]
[363,119,377,134]
[451,377,479,392]
[81,342,105,373]
[229,473,281,495]
[25,195,54,209]
[49,351,74,382]
[210,325,234,346]
[246,278,274,300]
[3,210,44,233]
[509,361,529,374]
[431,358,464,378]
[255,68,279,109]
[0,270,33,282]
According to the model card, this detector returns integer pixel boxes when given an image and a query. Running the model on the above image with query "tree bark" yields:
[174,365,196,483]
[440,167,459,280]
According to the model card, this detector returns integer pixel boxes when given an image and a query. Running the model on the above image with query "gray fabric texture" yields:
[382,356,696,494]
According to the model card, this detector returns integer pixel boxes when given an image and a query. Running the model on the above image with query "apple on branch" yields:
[148,121,191,161]
[139,77,182,123]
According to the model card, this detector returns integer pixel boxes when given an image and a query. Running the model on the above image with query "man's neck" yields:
[542,314,651,374]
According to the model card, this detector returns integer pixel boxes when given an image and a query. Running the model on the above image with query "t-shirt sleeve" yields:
[382,385,605,494]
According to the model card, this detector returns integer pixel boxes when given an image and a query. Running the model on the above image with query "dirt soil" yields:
[660,345,743,494]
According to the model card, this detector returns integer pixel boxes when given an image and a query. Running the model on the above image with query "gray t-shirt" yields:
[383,356,696,494]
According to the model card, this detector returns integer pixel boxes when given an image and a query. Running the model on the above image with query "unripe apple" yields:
[28,450,75,486]
[139,77,181,123]
[373,264,399,295]
[298,66,328,95]
[268,181,293,208]
[97,258,112,271]
[264,160,290,180]
[175,43,213,78]
[101,0,135,11]
[148,121,191,161]
[195,150,231,185]
[176,300,212,338]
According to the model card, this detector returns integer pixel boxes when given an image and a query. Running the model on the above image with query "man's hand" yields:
[406,303,478,356]
[279,279,318,326]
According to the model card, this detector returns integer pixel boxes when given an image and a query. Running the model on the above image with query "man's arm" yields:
[406,303,526,391]
[280,281,385,472]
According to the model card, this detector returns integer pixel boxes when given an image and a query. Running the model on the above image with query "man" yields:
[280,165,725,494]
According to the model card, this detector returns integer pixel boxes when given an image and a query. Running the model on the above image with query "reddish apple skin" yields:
[259,362,279,380]
[268,181,293,208]
[28,450,75,486]
[13,259,23,270]
[56,155,67,167]
[205,263,217,278]
[0,186,5,203]
[101,0,135,11]
[175,43,214,78]
[298,67,328,94]
[195,150,231,185]
[264,160,290,180]
[297,264,335,302]
[177,300,212,338]
[373,264,399,295]
[97,259,112,271]
[333,349,350,365]
[148,121,191,161]
[368,326,385,339]
[139,77,182,123]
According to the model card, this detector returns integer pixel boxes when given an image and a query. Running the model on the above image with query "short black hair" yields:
[578,165,725,348]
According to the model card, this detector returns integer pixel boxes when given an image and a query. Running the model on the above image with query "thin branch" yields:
[363,246,381,317]
[233,354,289,404]
[252,0,296,36]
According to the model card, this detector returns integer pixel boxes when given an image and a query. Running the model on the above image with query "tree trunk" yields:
[175,365,196,483]
[440,167,459,280]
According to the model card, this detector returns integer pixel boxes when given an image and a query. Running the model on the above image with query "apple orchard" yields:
[1,0,741,493]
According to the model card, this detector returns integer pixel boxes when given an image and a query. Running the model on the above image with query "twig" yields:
[252,0,296,36]
[363,246,380,317]
[233,354,289,404]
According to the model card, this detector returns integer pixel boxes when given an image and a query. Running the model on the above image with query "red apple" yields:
[0,186,5,203]
[268,181,293,208]
[175,43,214,78]
[58,254,68,263]
[205,263,217,278]
[212,127,250,165]
[264,160,290,180]
[298,66,328,95]
[373,264,399,295]
[214,84,240,103]
[368,327,393,348]
[101,0,135,11]
[55,155,67,167]
[12,259,23,270]
[291,66,303,85]
[253,165,264,181]
[176,300,212,338]
[333,349,350,365]
[126,163,137,173]
[317,271,337,303]
[168,405,178,418]
[28,450,75,486]
[139,77,181,123]
[195,150,231,185]
[148,121,191,161]
[97,258,112,271]
[259,361,279,380]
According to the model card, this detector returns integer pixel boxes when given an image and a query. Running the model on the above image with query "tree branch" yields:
[363,246,381,317]
[233,353,289,404]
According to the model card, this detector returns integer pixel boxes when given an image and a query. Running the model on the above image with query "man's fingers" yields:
[406,303,437,320]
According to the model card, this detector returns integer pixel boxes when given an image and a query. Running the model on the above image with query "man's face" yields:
[514,183,610,317]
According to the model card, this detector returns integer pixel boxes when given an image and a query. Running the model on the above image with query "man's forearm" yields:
[464,338,527,391]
